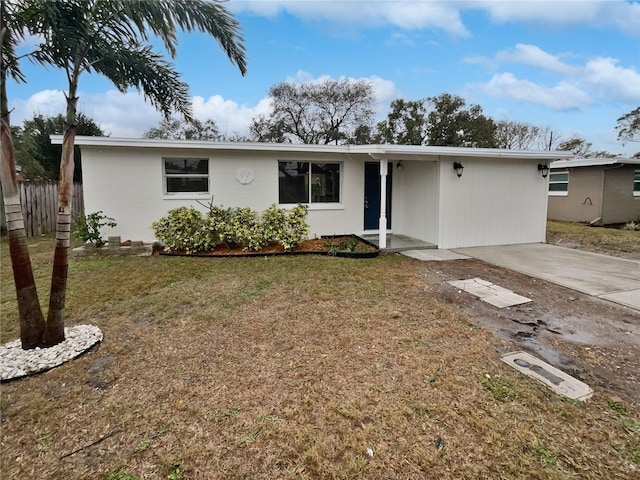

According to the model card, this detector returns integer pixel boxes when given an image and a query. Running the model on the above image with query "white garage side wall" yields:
[437,157,548,249]
[392,160,439,245]
[81,147,365,242]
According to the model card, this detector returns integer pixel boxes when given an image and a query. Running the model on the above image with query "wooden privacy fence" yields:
[0,181,84,237]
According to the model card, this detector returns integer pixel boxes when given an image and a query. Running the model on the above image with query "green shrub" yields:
[151,207,212,254]
[225,207,266,251]
[262,204,309,250]
[151,203,310,254]
[73,211,117,248]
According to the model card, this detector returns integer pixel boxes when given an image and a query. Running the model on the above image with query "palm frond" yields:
[1,0,26,82]
[89,41,192,120]
[107,0,246,75]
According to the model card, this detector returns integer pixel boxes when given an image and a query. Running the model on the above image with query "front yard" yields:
[0,232,638,479]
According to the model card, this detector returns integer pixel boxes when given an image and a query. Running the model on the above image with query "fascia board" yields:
[49,135,573,161]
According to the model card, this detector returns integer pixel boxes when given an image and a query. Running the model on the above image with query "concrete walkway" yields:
[451,243,640,312]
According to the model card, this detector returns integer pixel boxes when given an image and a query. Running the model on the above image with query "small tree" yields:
[615,106,640,143]
[558,137,592,157]
[144,117,222,141]
[16,112,105,181]
[250,78,374,145]
[494,121,542,150]
[73,211,117,248]
[1,0,246,349]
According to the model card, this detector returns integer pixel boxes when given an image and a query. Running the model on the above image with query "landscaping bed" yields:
[157,234,380,258]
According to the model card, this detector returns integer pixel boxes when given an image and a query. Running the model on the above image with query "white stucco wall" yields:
[437,157,548,249]
[76,139,558,249]
[391,160,439,245]
[81,146,365,242]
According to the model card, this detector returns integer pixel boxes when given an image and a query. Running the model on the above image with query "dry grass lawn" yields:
[1,234,638,479]
[546,220,640,259]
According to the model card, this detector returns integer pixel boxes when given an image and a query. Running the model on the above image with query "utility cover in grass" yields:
[448,277,532,308]
[501,351,593,401]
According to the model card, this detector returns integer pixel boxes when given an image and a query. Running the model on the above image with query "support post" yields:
[379,160,388,249]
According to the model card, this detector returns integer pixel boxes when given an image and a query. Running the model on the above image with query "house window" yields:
[548,171,568,196]
[163,158,209,194]
[634,170,640,197]
[278,161,341,204]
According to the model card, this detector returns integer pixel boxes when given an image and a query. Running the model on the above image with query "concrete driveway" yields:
[452,243,640,312]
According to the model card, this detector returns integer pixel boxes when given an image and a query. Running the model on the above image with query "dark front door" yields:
[364,162,392,230]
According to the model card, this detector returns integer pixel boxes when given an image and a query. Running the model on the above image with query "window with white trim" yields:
[163,158,209,194]
[634,169,640,197]
[278,161,341,204]
[548,171,568,196]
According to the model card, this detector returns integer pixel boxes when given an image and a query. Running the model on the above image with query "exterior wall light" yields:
[453,161,464,178]
[538,163,549,178]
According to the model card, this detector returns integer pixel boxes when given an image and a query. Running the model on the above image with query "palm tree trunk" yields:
[0,62,46,349]
[42,86,78,346]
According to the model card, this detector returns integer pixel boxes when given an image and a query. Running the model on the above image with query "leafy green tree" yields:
[615,106,640,143]
[250,78,374,145]
[374,94,497,147]
[376,98,429,145]
[143,117,222,141]
[426,93,497,147]
[10,125,46,179]
[1,0,246,349]
[558,137,592,157]
[15,113,105,180]
[348,123,376,145]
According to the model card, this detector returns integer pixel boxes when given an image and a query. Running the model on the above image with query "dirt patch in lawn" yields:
[419,257,640,403]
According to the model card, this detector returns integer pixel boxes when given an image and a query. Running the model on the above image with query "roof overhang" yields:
[50,135,573,162]
[551,157,640,169]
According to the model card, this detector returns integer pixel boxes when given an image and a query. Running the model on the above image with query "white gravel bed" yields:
[0,325,103,381]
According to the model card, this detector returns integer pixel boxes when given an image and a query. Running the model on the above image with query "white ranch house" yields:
[53,136,570,250]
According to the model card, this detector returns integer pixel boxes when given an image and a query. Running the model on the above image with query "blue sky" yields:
[8,0,640,155]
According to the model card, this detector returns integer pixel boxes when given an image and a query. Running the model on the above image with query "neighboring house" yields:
[51,136,569,249]
[548,158,640,225]
[16,165,25,182]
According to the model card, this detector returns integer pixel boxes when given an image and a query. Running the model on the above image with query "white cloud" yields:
[583,57,640,102]
[473,0,640,37]
[233,0,640,37]
[472,44,640,109]
[9,72,400,138]
[233,0,470,37]
[191,95,271,137]
[480,73,591,110]
[462,55,497,70]
[496,44,576,75]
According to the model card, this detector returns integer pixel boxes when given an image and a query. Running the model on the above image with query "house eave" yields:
[551,157,640,169]
[49,135,573,161]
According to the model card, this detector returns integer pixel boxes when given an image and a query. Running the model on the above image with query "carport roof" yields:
[51,135,572,162]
